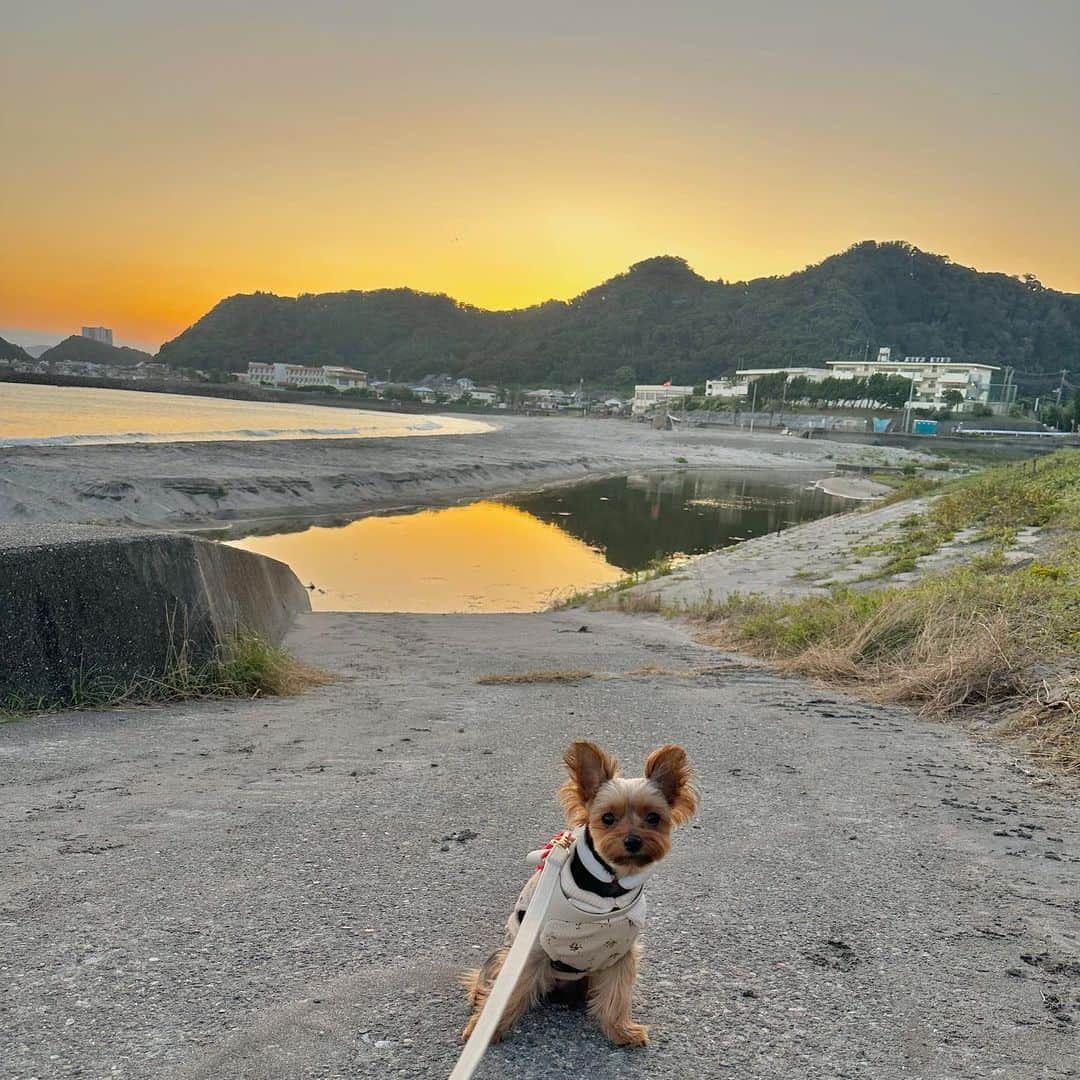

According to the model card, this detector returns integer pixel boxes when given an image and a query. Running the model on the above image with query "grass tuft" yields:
[0,632,330,720]
[476,669,594,685]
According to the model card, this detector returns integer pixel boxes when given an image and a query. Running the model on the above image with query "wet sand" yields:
[0,414,924,531]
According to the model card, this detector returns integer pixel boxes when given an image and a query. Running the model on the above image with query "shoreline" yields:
[0,414,928,532]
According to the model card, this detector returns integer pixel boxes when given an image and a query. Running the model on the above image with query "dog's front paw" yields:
[461,1014,479,1042]
[605,1020,649,1047]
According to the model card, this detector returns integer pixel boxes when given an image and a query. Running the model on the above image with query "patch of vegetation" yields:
[693,450,1080,769]
[856,452,1073,574]
[553,555,680,610]
[0,633,329,720]
[477,669,594,685]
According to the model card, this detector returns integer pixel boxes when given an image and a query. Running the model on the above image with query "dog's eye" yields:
[600,812,616,826]
[644,812,661,826]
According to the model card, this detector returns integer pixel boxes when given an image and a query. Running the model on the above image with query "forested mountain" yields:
[0,336,33,364]
[156,242,1080,390]
[40,336,154,367]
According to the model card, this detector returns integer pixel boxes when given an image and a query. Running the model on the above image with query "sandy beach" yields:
[0,414,923,531]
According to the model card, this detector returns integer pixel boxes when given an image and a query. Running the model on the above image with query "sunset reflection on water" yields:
[228,501,624,613]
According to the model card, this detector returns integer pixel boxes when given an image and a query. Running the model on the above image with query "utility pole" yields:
[1056,368,1067,407]
[904,372,915,433]
[749,382,757,433]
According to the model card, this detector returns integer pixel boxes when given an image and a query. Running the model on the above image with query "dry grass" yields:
[776,601,1022,713]
[690,451,1080,771]
[1,632,332,718]
[476,664,734,686]
[1007,678,1080,774]
[476,669,595,685]
[611,592,669,614]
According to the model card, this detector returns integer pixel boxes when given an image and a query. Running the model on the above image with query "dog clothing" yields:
[504,827,654,980]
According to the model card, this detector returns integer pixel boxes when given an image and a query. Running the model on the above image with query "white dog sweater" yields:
[504,827,654,979]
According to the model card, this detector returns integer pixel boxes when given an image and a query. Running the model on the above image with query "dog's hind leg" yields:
[587,945,648,1047]
[461,948,553,1043]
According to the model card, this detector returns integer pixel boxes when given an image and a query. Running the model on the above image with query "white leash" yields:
[448,834,574,1080]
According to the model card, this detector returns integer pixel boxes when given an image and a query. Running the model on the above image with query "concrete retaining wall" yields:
[0,526,310,702]
[813,430,1079,457]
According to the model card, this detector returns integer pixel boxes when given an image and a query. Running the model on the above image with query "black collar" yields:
[570,828,631,899]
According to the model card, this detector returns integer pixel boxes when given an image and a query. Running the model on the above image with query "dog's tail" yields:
[460,967,483,1005]
[461,947,509,1005]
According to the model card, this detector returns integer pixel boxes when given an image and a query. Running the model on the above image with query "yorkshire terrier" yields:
[462,740,698,1047]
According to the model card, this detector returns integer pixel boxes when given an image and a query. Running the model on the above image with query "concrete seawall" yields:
[0,526,310,703]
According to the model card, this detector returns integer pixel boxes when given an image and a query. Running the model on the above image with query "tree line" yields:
[740,371,914,409]
[156,242,1080,391]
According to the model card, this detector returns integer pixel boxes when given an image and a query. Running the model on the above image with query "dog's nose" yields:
[624,834,643,853]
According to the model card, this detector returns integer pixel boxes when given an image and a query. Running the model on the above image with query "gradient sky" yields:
[2,1,1077,351]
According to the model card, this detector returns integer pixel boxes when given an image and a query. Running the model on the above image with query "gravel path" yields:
[2,609,1078,1078]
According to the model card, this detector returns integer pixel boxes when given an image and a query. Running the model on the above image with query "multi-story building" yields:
[705,367,832,399]
[81,326,113,346]
[827,348,997,411]
[631,384,694,415]
[242,362,368,390]
[319,366,370,391]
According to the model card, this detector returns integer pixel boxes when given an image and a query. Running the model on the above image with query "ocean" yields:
[0,383,492,447]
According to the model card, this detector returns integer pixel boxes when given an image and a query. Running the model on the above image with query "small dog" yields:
[462,740,697,1047]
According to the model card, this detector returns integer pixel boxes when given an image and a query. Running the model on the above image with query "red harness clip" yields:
[535,830,571,870]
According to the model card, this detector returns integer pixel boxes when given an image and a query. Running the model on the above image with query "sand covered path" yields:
[2,609,1078,1078]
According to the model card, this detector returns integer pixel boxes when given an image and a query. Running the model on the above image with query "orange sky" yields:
[3,2,1077,351]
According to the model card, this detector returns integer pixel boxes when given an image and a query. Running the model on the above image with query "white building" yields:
[523,388,575,410]
[242,362,368,390]
[827,349,997,411]
[705,367,832,399]
[81,326,113,346]
[319,366,369,390]
[468,386,499,405]
[631,384,694,415]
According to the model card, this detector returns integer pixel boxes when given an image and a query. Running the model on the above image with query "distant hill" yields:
[157,242,1080,390]
[0,335,34,364]
[41,336,154,367]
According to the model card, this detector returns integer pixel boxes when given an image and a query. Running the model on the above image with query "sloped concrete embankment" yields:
[0,525,310,702]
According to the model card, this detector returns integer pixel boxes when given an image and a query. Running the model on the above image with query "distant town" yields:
[2,328,1067,431]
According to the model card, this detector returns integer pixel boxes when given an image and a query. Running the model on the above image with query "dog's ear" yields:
[558,741,619,824]
[644,744,698,826]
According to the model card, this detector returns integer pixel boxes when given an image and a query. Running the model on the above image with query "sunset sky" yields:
[3,1,1078,351]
